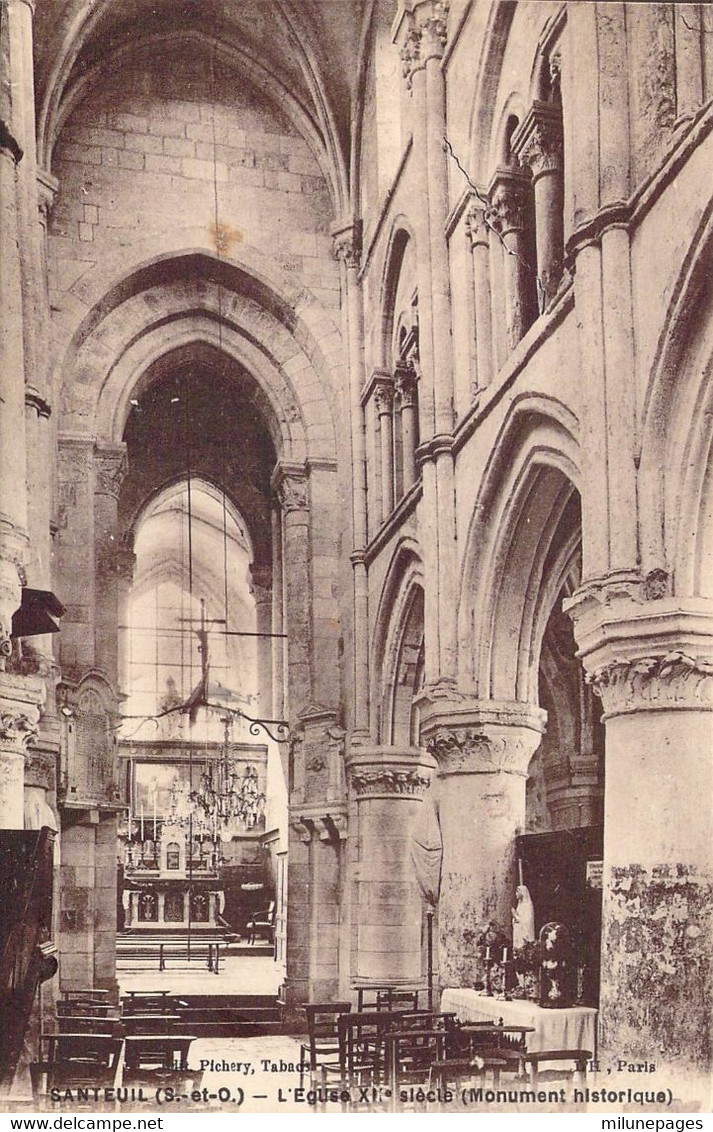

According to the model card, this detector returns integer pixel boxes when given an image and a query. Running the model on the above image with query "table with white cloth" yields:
[441,988,598,1058]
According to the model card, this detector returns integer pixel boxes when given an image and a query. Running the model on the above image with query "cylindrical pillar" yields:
[374,379,395,521]
[422,701,544,987]
[512,102,564,309]
[488,170,535,352]
[0,130,29,658]
[423,11,453,438]
[250,564,273,717]
[348,746,436,984]
[465,205,493,391]
[333,226,370,739]
[570,595,713,1079]
[395,362,418,491]
[272,464,312,718]
[93,444,128,687]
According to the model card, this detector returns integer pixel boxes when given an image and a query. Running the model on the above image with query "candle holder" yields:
[483,951,493,996]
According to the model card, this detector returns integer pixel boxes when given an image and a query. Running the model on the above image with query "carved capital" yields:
[396,1,449,88]
[511,102,563,180]
[272,463,309,514]
[346,745,436,800]
[486,171,531,236]
[94,445,129,499]
[24,748,57,791]
[0,549,26,666]
[565,584,713,718]
[373,377,395,417]
[465,204,489,250]
[332,227,361,270]
[37,169,59,222]
[418,699,545,777]
[290,803,348,843]
[249,563,273,593]
[350,767,431,798]
[587,652,713,717]
[394,361,418,408]
[0,673,45,751]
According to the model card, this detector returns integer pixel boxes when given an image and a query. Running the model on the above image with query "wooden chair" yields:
[56,1014,122,1037]
[246,901,276,946]
[122,1013,181,1036]
[429,1054,510,1092]
[122,991,174,1016]
[122,1038,202,1093]
[356,986,420,1012]
[524,1049,591,1089]
[384,1028,449,1110]
[57,1000,114,1017]
[299,1002,352,1089]
[31,1034,123,1106]
[338,1011,392,1090]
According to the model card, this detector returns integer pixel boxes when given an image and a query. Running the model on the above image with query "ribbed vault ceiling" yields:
[34,0,369,208]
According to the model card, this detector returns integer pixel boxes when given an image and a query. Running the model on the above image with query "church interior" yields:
[0,0,711,1109]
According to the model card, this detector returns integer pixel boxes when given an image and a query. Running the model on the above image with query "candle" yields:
[485,946,491,961]
[153,796,157,841]
[518,859,523,886]
[503,947,508,963]
[140,804,144,842]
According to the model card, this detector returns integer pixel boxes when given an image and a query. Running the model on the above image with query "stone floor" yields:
[118,953,284,996]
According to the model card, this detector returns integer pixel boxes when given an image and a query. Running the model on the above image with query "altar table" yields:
[441,988,598,1057]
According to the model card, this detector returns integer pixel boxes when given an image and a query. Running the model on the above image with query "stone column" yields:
[421,700,545,987]
[568,588,713,1076]
[420,0,453,439]
[512,102,564,308]
[488,170,535,352]
[465,204,493,391]
[271,506,285,721]
[374,378,395,521]
[347,745,436,984]
[0,119,29,660]
[0,673,44,827]
[272,462,312,717]
[395,361,419,493]
[250,564,273,717]
[94,815,118,994]
[93,444,128,687]
[284,709,347,1010]
[332,225,370,741]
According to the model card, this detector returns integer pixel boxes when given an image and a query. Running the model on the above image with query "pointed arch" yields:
[371,538,424,743]
[639,193,713,596]
[458,394,581,702]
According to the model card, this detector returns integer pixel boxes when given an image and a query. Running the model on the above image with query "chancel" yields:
[0,0,711,1111]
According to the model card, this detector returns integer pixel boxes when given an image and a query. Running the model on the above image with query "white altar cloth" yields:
[441,988,598,1057]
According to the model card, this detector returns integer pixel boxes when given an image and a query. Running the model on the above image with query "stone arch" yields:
[467,1,518,182]
[371,539,424,743]
[377,219,418,370]
[57,252,341,465]
[639,196,713,596]
[39,16,348,211]
[458,394,581,701]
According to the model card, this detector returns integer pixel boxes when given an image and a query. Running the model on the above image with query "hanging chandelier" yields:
[180,717,265,843]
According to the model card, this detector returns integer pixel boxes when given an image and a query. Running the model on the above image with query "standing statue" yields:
[512,885,536,949]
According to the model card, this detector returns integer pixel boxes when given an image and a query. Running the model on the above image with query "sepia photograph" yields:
[0,0,711,1119]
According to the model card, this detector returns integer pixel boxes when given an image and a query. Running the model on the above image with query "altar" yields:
[441,988,598,1057]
